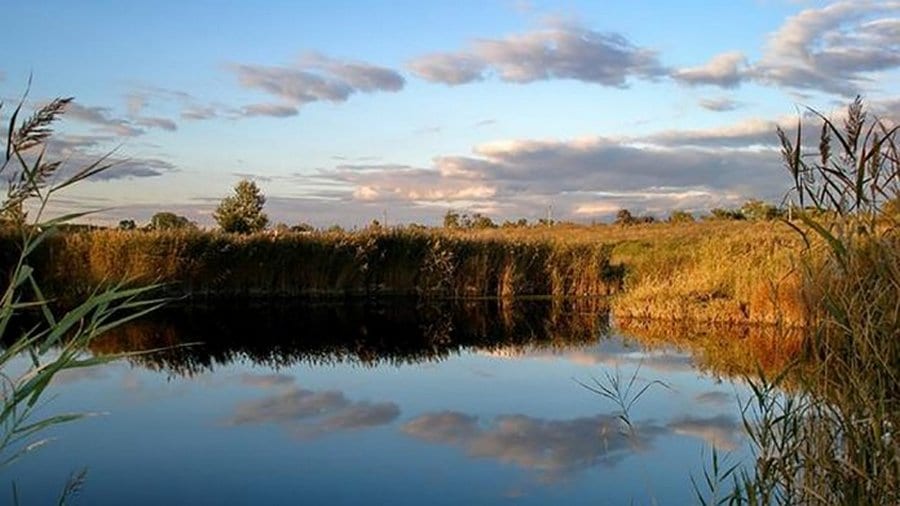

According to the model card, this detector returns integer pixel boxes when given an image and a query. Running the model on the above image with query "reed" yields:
[0,90,163,502]
[10,227,621,302]
[1,215,822,327]
[693,97,900,505]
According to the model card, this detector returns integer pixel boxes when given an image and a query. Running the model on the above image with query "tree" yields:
[148,211,195,230]
[470,213,497,229]
[443,210,461,229]
[118,219,137,230]
[740,199,783,221]
[707,208,745,221]
[214,179,269,234]
[668,210,695,223]
[615,209,636,226]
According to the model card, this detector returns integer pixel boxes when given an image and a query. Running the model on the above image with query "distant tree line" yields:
[613,199,788,226]
[97,191,898,235]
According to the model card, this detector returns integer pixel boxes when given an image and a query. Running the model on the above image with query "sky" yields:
[2,0,900,227]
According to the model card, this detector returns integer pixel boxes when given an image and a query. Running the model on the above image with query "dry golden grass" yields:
[459,220,807,325]
[1,219,813,325]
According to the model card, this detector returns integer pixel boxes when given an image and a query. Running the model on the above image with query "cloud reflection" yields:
[485,339,696,374]
[403,408,747,481]
[403,410,667,482]
[668,415,743,451]
[227,374,400,438]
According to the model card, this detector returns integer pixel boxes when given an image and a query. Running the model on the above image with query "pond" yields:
[10,300,755,505]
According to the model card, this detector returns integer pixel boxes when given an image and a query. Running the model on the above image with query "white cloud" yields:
[672,1,900,96]
[240,103,299,118]
[673,52,748,88]
[230,53,404,111]
[409,23,665,87]
[698,97,743,112]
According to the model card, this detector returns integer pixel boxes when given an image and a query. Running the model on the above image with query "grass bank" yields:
[449,220,806,325]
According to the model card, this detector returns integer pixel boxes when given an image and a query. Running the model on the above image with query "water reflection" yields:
[91,299,610,375]
[403,410,667,482]
[616,318,806,377]
[668,414,743,450]
[14,299,773,505]
[402,409,747,482]
[228,373,400,438]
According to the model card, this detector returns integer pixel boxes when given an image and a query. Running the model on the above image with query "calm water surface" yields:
[12,301,752,505]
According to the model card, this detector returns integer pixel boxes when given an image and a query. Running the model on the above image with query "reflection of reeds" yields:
[616,319,805,378]
[89,299,610,376]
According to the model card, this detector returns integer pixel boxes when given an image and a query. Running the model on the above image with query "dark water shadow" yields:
[91,298,612,376]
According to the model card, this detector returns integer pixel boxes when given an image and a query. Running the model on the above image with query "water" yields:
[9,301,752,505]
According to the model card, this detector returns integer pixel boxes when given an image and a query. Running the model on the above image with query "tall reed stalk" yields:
[704,97,900,505]
[0,88,163,503]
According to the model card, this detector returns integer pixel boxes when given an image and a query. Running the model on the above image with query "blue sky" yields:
[3,0,899,226]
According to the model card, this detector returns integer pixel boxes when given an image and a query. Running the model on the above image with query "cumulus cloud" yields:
[642,117,782,148]
[125,93,146,117]
[673,52,748,88]
[241,103,299,118]
[181,105,219,120]
[409,24,666,87]
[125,85,233,122]
[230,53,404,110]
[301,53,405,92]
[134,116,178,131]
[65,103,145,137]
[698,97,743,112]
[66,96,178,135]
[35,133,177,180]
[673,2,900,95]
[6,102,174,182]
[297,120,788,224]
[409,53,487,85]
